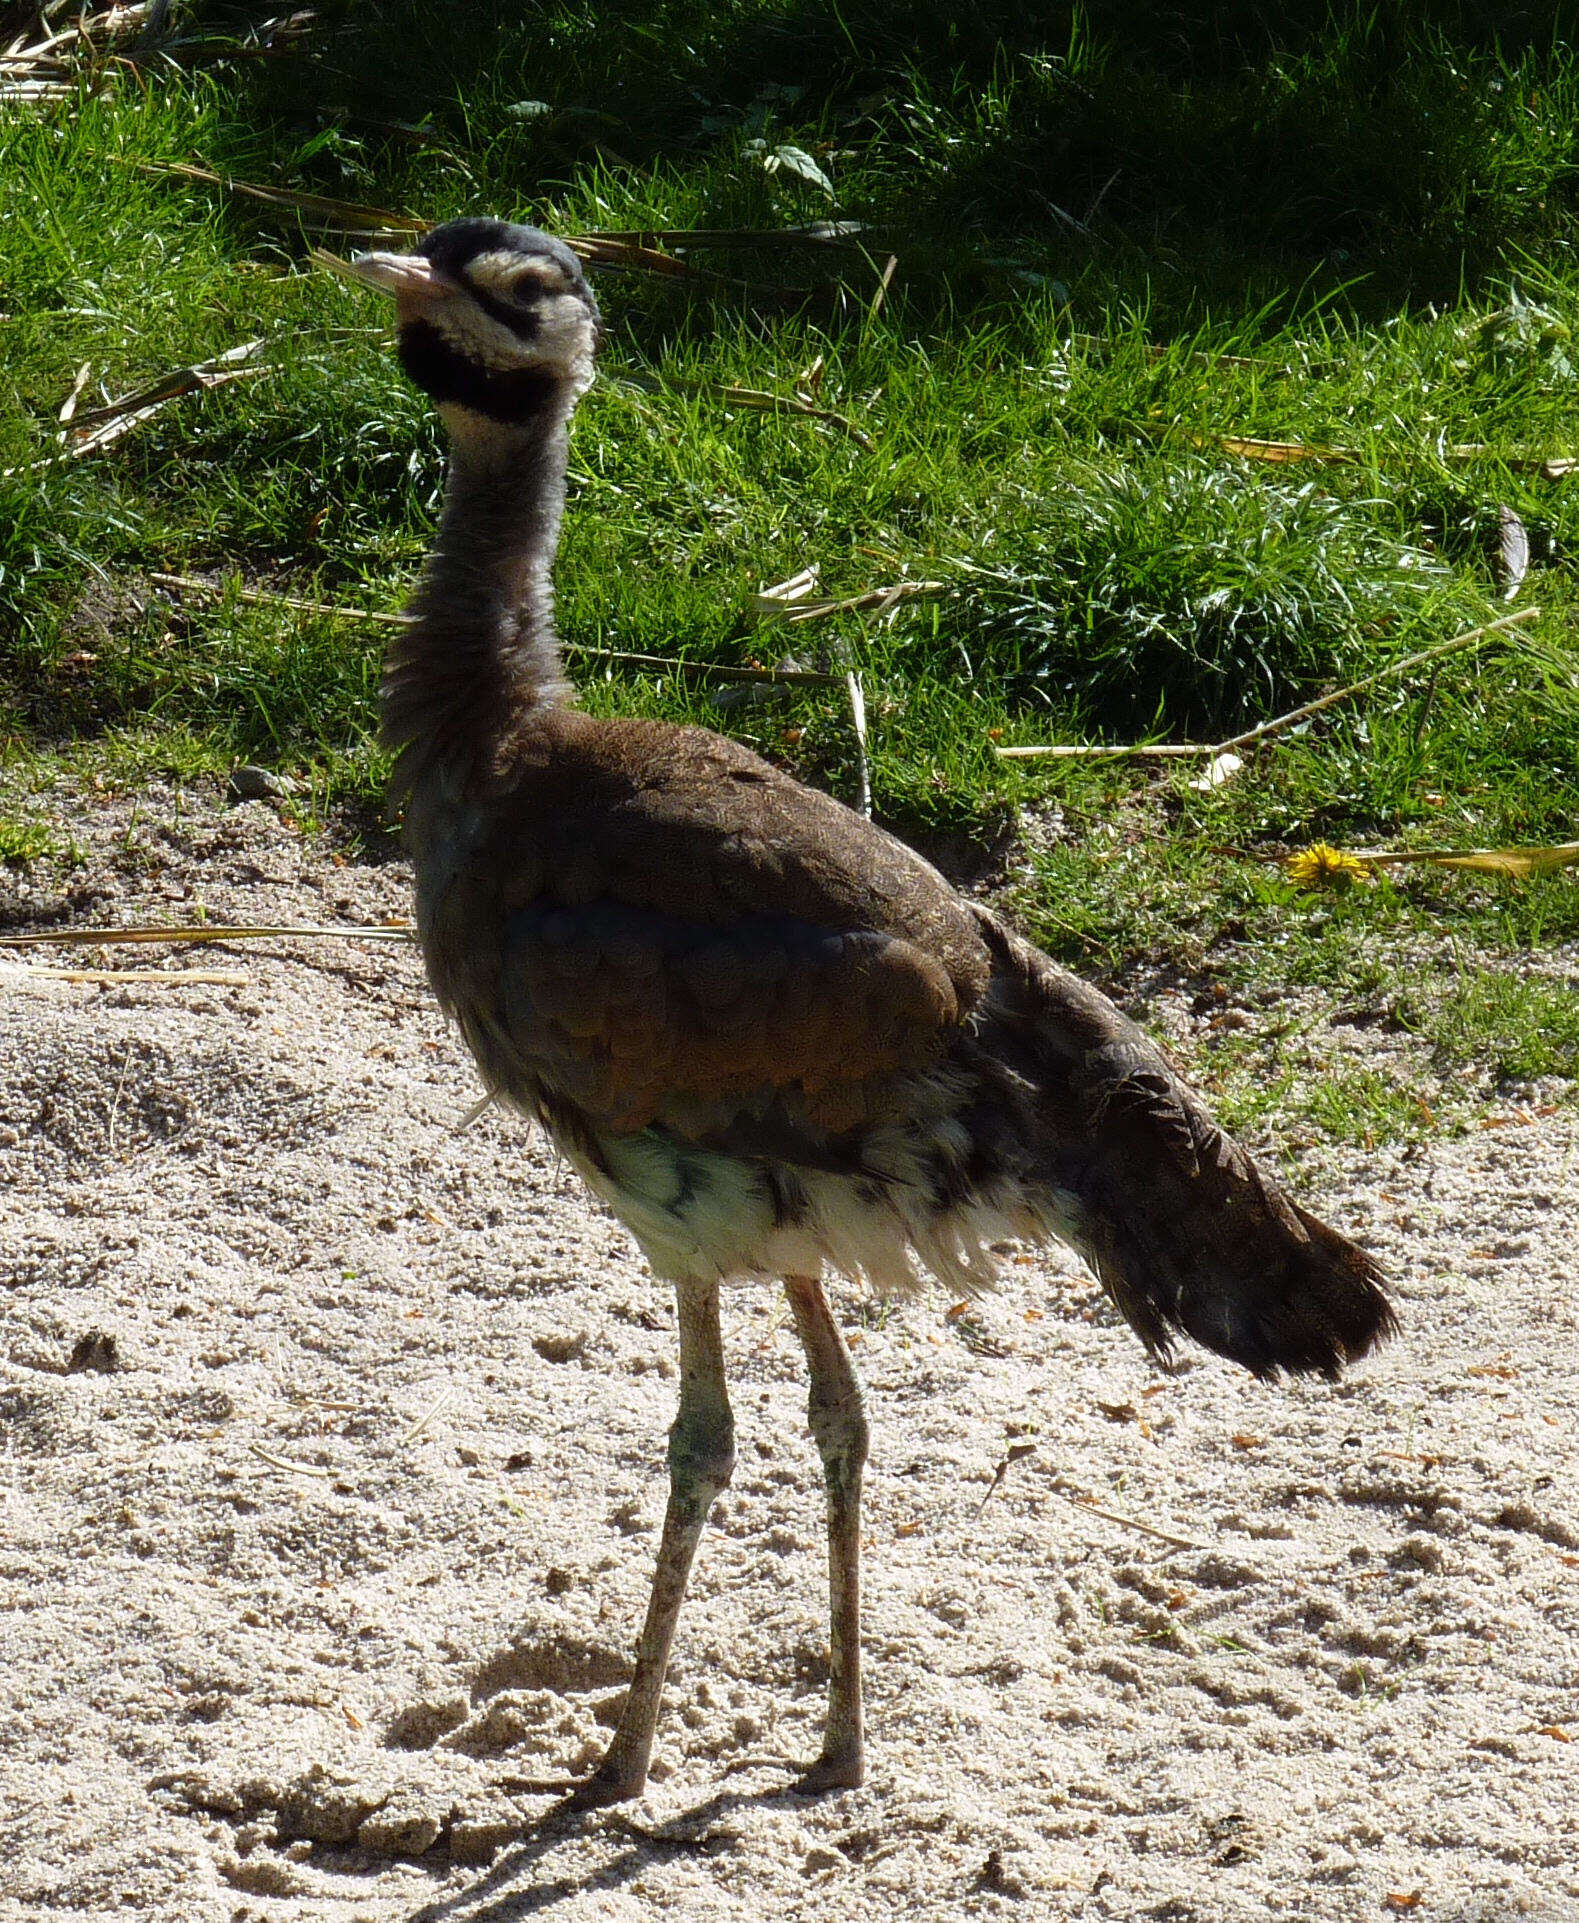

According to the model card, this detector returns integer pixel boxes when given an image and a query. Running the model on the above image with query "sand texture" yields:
[2,786,1576,1922]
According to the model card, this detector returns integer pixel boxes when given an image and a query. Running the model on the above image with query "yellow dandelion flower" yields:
[1284,842,1371,889]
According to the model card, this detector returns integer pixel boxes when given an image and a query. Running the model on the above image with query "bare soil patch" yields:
[2,784,1576,1922]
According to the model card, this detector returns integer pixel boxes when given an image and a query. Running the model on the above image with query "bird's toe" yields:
[563,1764,646,1812]
[791,1744,866,1796]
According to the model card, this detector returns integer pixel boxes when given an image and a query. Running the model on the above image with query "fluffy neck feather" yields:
[382,385,578,800]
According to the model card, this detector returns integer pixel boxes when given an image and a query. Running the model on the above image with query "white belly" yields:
[560,1105,1088,1300]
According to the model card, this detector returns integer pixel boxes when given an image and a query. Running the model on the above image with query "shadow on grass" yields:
[183,0,1579,326]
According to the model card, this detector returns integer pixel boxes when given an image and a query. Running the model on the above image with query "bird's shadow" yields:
[406,1778,825,1923]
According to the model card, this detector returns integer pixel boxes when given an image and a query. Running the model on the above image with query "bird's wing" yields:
[425,712,991,1134]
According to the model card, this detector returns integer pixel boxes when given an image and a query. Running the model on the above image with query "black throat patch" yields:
[398,319,563,422]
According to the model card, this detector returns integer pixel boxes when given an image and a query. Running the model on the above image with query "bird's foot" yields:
[563,1761,646,1812]
[791,1741,865,1796]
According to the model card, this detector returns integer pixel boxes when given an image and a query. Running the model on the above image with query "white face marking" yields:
[465,248,566,301]
[405,250,597,388]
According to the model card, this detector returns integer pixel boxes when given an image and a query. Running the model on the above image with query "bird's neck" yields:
[383,389,579,800]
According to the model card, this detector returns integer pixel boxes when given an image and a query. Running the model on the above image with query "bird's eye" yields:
[464,249,565,309]
[500,268,558,307]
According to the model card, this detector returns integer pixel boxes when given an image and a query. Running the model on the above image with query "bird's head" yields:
[327,217,600,432]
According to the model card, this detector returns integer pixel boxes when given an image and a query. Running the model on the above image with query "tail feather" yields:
[972,909,1397,1379]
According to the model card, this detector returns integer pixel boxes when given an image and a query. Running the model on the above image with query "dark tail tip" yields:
[1177,1204,1397,1382]
[1091,1187,1398,1384]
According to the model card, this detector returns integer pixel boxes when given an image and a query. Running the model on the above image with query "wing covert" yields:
[497,895,968,1133]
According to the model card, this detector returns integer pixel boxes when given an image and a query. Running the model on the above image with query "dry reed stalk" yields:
[0,921,414,948]
[1,964,248,986]
[998,606,1543,762]
[150,572,844,686]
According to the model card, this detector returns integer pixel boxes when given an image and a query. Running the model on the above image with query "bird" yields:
[326,217,1396,1808]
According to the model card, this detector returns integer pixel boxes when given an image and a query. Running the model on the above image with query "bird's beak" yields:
[312,246,455,300]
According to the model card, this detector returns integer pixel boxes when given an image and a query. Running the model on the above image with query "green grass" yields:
[2,0,1577,1141]
[1412,966,1579,1085]
[0,811,74,864]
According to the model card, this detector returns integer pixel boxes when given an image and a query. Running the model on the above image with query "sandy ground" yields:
[1,782,1576,1923]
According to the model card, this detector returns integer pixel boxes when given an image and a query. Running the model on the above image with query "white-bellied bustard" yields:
[325,218,1395,1807]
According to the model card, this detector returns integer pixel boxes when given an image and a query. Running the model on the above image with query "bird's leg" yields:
[571,1273,735,1809]
[783,1273,869,1793]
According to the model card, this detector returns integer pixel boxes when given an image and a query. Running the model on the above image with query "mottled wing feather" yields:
[497,900,964,1130]
[432,712,992,1132]
[491,713,986,966]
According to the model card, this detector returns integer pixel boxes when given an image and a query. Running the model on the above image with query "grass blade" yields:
[129,157,423,236]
